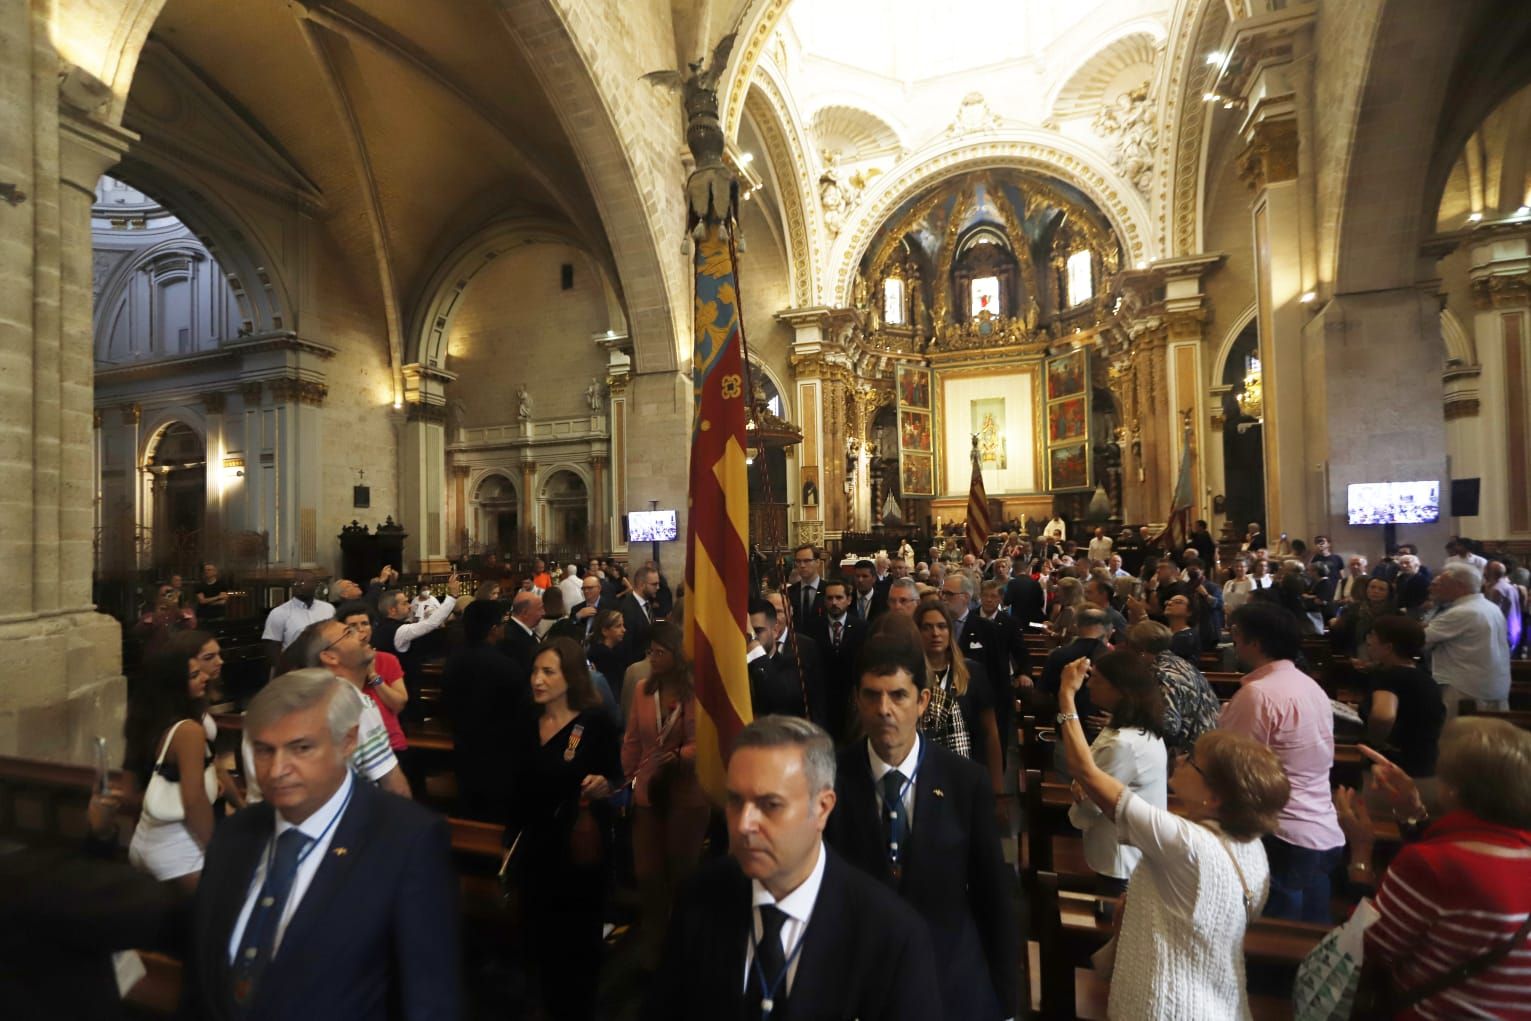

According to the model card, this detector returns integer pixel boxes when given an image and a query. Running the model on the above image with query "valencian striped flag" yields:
[965,434,990,556]
[1156,415,1195,551]
[685,228,754,803]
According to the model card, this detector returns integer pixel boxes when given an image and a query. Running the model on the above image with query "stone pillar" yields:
[1157,255,1224,526]
[450,463,470,556]
[623,368,691,570]
[779,308,831,548]
[599,333,631,554]
[590,454,608,554]
[202,390,226,563]
[399,362,455,572]
[267,378,326,567]
[520,460,538,553]
[0,13,136,758]
[238,382,268,539]
[1465,227,1531,536]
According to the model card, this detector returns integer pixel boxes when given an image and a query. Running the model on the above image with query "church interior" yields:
[3,0,1531,1017]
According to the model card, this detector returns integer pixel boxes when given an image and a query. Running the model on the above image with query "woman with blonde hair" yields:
[620,622,707,970]
[1058,655,1291,1018]
[1050,575,1086,639]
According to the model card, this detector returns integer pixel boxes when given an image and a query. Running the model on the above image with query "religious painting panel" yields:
[1048,442,1089,491]
[1045,349,1086,401]
[935,368,1038,495]
[1047,396,1087,443]
[900,452,933,496]
[900,410,933,452]
[897,365,931,408]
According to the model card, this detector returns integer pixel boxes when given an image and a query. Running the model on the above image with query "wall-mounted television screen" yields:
[627,509,678,542]
[1346,481,1440,525]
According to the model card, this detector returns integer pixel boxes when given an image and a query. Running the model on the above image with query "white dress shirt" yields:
[1424,592,1510,703]
[228,768,355,963]
[261,597,336,649]
[867,734,922,831]
[743,839,827,997]
[391,595,458,653]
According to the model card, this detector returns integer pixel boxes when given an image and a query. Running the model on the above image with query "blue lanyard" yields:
[748,911,809,1019]
[263,772,355,875]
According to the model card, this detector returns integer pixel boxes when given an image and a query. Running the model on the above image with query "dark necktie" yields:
[232,827,312,1007]
[749,904,790,1020]
[830,620,843,649]
[801,586,813,620]
[882,769,908,876]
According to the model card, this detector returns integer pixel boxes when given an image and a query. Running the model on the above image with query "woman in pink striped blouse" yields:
[1337,719,1531,1019]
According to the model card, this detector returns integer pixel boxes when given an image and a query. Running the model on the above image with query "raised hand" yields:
[1357,744,1426,820]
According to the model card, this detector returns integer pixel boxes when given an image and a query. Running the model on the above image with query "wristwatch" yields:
[1056,712,1080,724]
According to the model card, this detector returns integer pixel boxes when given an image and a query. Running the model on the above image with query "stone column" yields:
[598,333,631,554]
[238,381,267,539]
[520,460,538,553]
[780,307,832,548]
[267,378,327,567]
[623,368,691,570]
[0,14,137,757]
[1157,254,1224,526]
[450,463,470,556]
[590,454,608,554]
[398,363,455,572]
[202,390,226,564]
[1465,226,1531,536]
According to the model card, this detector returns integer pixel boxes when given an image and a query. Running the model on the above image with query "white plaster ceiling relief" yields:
[945,93,1006,137]
[1092,83,1158,195]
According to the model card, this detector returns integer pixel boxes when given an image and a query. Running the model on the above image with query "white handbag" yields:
[142,718,219,824]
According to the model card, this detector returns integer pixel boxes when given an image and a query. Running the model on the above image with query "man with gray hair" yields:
[645,715,942,1021]
[885,577,920,617]
[1424,562,1510,717]
[188,669,459,1019]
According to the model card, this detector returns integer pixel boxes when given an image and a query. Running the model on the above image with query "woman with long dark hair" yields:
[506,637,622,1020]
[1065,650,1170,894]
[124,630,239,889]
[620,623,708,970]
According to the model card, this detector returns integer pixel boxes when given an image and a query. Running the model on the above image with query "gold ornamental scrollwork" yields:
[1469,273,1531,311]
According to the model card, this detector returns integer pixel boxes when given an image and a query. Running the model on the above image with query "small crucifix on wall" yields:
[354,469,370,509]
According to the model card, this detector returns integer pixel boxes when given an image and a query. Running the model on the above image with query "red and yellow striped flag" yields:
[966,434,990,557]
[686,228,754,803]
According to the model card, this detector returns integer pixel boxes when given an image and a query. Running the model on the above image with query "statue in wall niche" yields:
[585,378,605,411]
[1093,84,1157,195]
[819,151,851,238]
[516,385,532,420]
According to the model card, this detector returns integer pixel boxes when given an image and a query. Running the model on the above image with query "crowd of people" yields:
[32,524,1531,1020]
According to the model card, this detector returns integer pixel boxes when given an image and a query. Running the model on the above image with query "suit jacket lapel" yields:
[250,777,377,1012]
[787,852,848,1010]
[903,750,943,883]
[844,751,889,882]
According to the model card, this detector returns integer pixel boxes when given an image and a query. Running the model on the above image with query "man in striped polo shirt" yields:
[243,619,411,802]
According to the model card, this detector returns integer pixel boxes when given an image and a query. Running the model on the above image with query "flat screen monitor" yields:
[1346,481,1440,525]
[627,509,678,542]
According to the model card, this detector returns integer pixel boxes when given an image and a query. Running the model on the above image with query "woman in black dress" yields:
[506,636,622,1021]
[1358,614,1445,777]
[915,601,1003,797]
[586,608,628,697]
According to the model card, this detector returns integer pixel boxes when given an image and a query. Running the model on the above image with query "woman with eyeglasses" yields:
[1056,655,1291,1019]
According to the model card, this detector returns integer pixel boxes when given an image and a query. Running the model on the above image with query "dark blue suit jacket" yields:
[826,740,1018,1019]
[185,775,461,1021]
[644,847,944,1021]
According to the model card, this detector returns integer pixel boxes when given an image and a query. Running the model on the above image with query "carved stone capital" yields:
[93,409,102,429]
[1444,397,1480,420]
[404,401,448,425]
[1238,118,1299,193]
[451,463,471,478]
[268,377,328,406]
[120,403,141,425]
[1469,272,1531,311]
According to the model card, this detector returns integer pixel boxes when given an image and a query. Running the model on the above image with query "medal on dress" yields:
[564,723,585,762]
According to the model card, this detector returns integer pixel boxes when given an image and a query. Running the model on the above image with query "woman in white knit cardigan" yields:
[1056,657,1292,1020]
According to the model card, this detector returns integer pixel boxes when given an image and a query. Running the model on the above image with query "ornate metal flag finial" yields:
[644,34,739,240]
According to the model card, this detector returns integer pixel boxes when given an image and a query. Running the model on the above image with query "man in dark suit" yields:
[498,589,543,674]
[826,633,1018,1019]
[186,670,459,1020]
[443,600,530,820]
[850,559,886,623]
[802,578,866,740]
[620,564,661,664]
[1394,553,1432,613]
[750,599,827,728]
[1188,519,1217,567]
[998,557,1046,625]
[1040,609,1110,722]
[977,578,1032,688]
[645,715,944,1021]
[941,572,1014,748]
[786,544,827,626]
[566,574,613,643]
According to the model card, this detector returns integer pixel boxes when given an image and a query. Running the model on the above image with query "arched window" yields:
[1066,250,1094,307]
[970,275,1001,317]
[883,278,906,325]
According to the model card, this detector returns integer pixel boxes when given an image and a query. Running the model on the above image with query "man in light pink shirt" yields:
[1219,602,1344,922]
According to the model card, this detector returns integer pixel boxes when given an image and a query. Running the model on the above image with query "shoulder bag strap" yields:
[1398,909,1531,1012]
[1212,833,1256,920]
